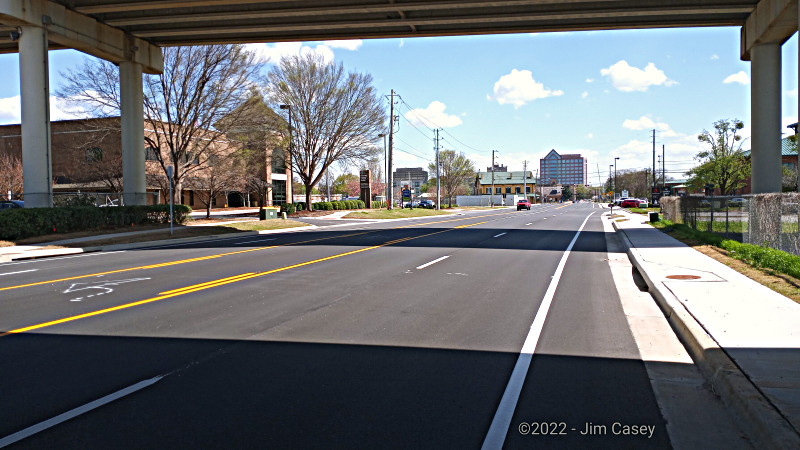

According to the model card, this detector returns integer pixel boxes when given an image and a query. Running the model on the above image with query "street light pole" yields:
[614,157,619,200]
[279,104,293,207]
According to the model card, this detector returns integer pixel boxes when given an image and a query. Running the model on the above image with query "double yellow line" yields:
[1,220,487,336]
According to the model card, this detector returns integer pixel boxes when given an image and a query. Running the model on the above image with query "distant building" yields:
[474,170,535,197]
[393,167,428,191]
[539,149,588,185]
[486,164,507,172]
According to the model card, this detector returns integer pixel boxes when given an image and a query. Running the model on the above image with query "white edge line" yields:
[415,255,450,270]
[493,232,507,238]
[0,251,127,267]
[0,269,38,276]
[0,376,163,448]
[482,212,595,450]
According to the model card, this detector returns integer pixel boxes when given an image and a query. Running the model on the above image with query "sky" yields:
[0,26,798,186]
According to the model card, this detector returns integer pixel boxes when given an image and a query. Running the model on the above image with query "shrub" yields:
[0,204,192,241]
[281,203,296,214]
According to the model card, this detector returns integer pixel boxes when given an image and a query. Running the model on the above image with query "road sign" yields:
[402,189,411,200]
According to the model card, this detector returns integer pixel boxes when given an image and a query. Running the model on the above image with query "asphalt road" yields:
[0,203,742,449]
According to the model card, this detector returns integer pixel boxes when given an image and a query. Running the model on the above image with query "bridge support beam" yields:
[750,42,782,194]
[120,62,146,205]
[19,25,52,208]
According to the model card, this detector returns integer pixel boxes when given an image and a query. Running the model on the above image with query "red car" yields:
[517,199,531,210]
[620,199,640,208]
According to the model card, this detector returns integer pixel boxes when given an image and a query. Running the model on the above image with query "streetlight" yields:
[614,157,620,200]
[379,133,388,208]
[279,104,292,207]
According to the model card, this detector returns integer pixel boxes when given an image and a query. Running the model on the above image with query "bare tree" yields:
[61,118,124,193]
[184,153,241,218]
[57,45,263,204]
[428,150,475,207]
[0,152,23,199]
[267,53,386,210]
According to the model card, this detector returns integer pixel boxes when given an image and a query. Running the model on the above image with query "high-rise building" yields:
[539,149,587,185]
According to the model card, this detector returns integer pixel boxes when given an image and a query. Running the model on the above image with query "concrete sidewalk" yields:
[608,209,800,449]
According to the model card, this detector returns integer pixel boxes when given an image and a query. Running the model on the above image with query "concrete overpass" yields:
[0,0,796,206]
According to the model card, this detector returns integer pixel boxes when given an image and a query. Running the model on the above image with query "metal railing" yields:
[661,193,800,255]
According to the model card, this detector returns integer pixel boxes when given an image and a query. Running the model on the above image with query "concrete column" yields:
[19,25,52,208]
[750,42,782,194]
[120,61,146,205]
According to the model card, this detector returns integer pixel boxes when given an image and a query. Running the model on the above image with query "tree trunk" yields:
[206,188,213,218]
[305,184,312,211]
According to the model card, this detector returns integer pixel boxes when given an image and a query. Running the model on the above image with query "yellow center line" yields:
[1,220,488,337]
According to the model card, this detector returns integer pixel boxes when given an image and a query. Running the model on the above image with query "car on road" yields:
[620,199,641,208]
[0,200,24,210]
[517,199,531,210]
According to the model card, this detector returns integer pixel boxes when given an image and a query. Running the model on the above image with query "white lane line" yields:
[493,232,507,238]
[416,255,450,270]
[482,212,595,450]
[0,251,126,267]
[525,223,532,226]
[0,376,163,447]
[0,269,38,277]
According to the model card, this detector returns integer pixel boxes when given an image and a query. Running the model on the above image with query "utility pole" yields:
[387,90,396,209]
[652,128,656,203]
[522,160,528,200]
[663,154,668,195]
[434,128,441,210]
[491,150,497,207]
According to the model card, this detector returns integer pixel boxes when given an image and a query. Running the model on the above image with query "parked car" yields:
[419,200,434,208]
[728,197,745,207]
[0,200,24,210]
[517,199,531,210]
[620,199,640,208]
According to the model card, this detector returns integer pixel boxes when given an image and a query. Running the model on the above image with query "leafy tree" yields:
[57,45,263,204]
[267,53,386,210]
[427,150,475,207]
[575,184,592,200]
[687,119,750,195]
[333,173,359,195]
[561,185,573,201]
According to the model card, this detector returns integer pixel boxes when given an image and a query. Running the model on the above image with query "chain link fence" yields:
[661,193,800,255]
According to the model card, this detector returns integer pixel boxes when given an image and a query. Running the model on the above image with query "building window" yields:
[515,186,521,194]
[505,187,511,194]
[86,147,102,162]
[486,187,491,195]
[145,146,159,161]
[495,187,501,194]
[526,186,531,193]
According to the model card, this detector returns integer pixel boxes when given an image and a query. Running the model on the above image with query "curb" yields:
[612,219,800,449]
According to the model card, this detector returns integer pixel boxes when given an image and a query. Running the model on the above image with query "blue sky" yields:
[1,26,798,185]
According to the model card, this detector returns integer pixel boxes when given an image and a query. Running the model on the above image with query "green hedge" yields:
[0,204,191,241]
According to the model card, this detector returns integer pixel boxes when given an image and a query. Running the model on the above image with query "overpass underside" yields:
[0,0,795,206]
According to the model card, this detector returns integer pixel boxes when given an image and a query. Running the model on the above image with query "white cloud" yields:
[586,133,594,139]
[323,39,363,51]
[622,115,677,137]
[487,69,563,109]
[404,101,462,128]
[585,78,594,83]
[245,40,361,64]
[600,60,676,92]
[723,71,749,85]
[399,39,405,48]
[711,54,720,60]
[0,96,20,124]
[0,95,78,125]
[787,89,798,98]
[581,91,589,99]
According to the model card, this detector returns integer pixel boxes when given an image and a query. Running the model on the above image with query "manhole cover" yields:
[666,275,701,280]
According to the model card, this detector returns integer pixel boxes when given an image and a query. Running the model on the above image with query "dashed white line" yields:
[416,255,450,270]
[525,223,533,226]
[0,269,38,277]
[493,232,507,238]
